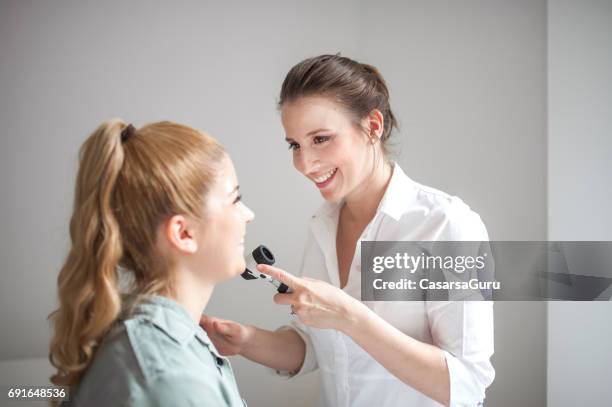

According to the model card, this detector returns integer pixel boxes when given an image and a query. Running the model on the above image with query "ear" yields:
[164,215,198,254]
[363,109,385,144]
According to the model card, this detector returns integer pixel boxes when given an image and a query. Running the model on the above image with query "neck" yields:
[343,159,393,224]
[164,267,214,324]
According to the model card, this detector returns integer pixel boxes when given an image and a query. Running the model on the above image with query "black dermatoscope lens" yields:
[242,245,290,293]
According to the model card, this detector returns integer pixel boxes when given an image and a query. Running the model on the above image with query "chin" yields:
[320,189,343,203]
[235,259,247,275]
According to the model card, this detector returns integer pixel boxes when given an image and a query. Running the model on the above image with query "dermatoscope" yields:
[242,245,291,293]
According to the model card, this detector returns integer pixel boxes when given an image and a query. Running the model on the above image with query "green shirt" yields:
[69,295,246,406]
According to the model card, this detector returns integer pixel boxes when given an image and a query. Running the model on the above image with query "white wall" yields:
[548,0,612,405]
[1,1,548,405]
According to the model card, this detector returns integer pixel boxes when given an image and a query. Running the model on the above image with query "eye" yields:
[233,194,242,204]
[288,142,300,151]
[313,135,330,144]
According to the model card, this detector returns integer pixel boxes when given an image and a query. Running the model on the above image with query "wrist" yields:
[239,324,257,356]
[338,298,372,335]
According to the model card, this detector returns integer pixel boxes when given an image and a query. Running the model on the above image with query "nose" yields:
[242,203,255,223]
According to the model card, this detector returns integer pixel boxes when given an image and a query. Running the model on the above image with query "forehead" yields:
[281,96,353,139]
[211,155,238,194]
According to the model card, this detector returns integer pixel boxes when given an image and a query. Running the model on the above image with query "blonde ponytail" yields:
[49,119,127,387]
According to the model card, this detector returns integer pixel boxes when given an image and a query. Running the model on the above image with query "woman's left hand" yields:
[257,264,369,332]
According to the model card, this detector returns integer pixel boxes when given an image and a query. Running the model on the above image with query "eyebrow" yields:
[285,128,331,143]
[227,185,240,196]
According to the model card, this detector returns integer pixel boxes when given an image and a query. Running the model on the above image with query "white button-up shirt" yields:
[279,164,495,407]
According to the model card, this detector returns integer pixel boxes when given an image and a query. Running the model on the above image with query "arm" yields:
[240,325,305,372]
[346,301,494,407]
[262,264,494,407]
[200,315,306,373]
[261,264,450,404]
[343,302,451,406]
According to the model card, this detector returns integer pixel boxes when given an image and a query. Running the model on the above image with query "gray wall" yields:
[1,1,550,406]
[548,0,612,405]
[357,2,548,406]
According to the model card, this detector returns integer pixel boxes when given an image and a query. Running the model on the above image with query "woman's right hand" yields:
[199,315,254,356]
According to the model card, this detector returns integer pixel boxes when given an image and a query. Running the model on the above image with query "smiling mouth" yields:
[313,167,338,188]
[313,167,337,182]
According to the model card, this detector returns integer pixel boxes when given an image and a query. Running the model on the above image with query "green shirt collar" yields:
[129,294,223,358]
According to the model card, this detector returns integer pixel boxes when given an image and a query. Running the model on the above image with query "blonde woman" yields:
[49,120,253,406]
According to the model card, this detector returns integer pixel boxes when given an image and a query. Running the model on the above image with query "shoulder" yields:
[77,320,232,406]
[395,174,489,241]
[69,324,147,405]
[130,369,228,407]
[122,316,213,380]
[79,318,182,383]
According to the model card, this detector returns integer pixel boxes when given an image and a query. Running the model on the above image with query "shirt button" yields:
[216,356,224,366]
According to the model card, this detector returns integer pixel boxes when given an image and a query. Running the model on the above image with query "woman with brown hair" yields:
[49,120,252,406]
[201,55,495,407]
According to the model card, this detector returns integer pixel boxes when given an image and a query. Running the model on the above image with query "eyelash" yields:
[233,194,242,204]
[288,135,330,151]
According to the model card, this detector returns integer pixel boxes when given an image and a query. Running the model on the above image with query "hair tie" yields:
[121,124,135,143]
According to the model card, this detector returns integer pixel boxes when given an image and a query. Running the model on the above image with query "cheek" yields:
[337,144,371,184]
[314,140,343,168]
[223,209,246,241]
[292,153,300,171]
[330,140,356,170]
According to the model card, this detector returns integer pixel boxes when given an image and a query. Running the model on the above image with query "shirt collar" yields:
[127,294,223,358]
[311,162,416,223]
[376,162,417,221]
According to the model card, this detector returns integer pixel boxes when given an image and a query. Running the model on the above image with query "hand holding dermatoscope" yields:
[241,245,363,329]
[241,245,291,293]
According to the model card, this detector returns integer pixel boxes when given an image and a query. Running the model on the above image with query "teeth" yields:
[314,168,337,183]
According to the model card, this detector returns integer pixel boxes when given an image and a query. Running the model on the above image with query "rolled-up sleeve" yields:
[425,199,495,405]
[271,319,318,378]
[427,300,495,406]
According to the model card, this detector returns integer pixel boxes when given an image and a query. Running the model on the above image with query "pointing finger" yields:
[273,292,294,305]
[257,264,304,290]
